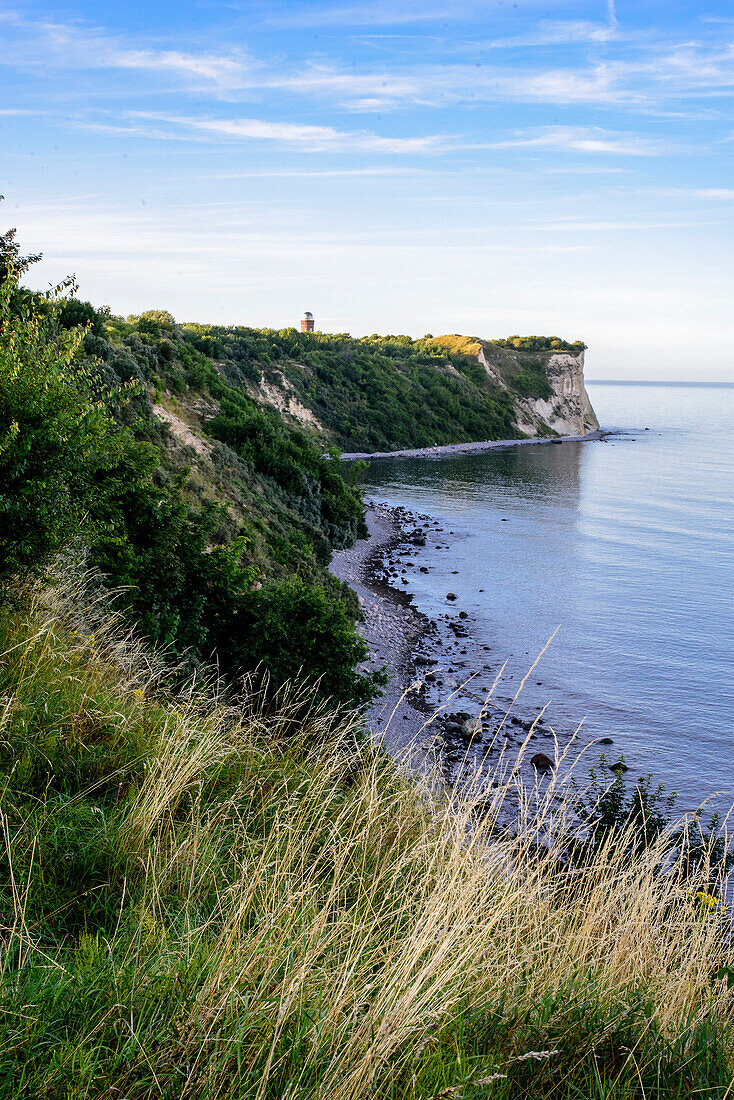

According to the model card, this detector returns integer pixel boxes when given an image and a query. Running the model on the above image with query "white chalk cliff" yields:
[478,345,599,437]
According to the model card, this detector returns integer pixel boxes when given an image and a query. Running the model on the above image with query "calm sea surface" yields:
[363,382,734,809]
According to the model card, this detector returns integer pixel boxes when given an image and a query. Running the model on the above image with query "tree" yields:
[0,217,41,286]
[0,271,113,584]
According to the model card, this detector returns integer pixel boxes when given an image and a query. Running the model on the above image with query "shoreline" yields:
[330,503,438,770]
[330,500,572,809]
[339,428,608,462]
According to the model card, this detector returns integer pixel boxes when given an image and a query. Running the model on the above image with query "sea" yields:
[362,382,734,812]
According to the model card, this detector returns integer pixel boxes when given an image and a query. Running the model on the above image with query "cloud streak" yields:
[116,114,672,159]
[486,126,673,157]
[3,8,734,121]
[127,111,450,153]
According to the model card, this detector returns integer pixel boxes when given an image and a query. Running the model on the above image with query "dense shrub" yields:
[184,324,520,451]
[0,278,115,583]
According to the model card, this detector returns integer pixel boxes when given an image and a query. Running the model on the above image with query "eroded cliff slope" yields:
[475,342,599,437]
[182,325,599,452]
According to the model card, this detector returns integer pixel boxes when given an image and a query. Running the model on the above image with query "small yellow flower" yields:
[696,891,723,911]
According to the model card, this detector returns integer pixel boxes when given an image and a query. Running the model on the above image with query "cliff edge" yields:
[181,325,599,453]
[477,343,599,437]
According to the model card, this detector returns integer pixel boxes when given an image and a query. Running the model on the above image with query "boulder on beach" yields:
[446,592,457,600]
[462,717,483,737]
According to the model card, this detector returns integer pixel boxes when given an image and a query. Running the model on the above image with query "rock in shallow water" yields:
[531,752,555,772]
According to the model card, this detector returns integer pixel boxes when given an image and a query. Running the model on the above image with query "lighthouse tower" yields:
[300,311,315,333]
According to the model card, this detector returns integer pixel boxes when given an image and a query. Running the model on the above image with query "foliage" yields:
[0,585,731,1099]
[0,222,584,703]
[571,756,677,862]
[182,324,587,452]
[0,221,41,286]
[505,358,553,400]
[85,430,381,702]
[219,576,385,705]
[571,756,734,887]
[0,278,115,584]
[184,323,521,451]
[494,335,587,352]
[0,240,377,704]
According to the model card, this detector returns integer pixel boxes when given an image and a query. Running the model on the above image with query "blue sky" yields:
[2,0,734,379]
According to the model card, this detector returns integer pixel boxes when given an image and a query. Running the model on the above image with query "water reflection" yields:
[366,440,585,507]
[362,387,734,809]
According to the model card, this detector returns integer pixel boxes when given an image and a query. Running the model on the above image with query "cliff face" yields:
[512,350,599,437]
[476,343,599,438]
[183,325,598,453]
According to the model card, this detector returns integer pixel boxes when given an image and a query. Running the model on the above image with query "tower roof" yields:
[303,311,313,320]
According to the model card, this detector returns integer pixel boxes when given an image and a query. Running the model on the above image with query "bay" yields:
[362,382,734,811]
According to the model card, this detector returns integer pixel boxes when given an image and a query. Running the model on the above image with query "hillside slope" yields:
[0,268,381,706]
[0,579,731,1100]
[183,325,598,452]
[1,217,596,707]
[440,335,599,437]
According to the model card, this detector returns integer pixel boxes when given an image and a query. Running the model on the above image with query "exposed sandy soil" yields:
[152,405,211,457]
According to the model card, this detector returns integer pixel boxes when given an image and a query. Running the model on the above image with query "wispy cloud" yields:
[262,64,426,108]
[102,113,671,159]
[487,126,673,157]
[4,9,734,116]
[126,111,451,153]
[247,50,734,112]
[480,20,622,49]
[648,187,734,201]
[210,57,641,112]
[0,11,254,90]
[259,1,479,29]
[196,166,430,178]
[111,49,251,89]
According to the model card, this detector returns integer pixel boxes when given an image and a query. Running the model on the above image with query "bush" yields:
[85,432,381,705]
[0,278,114,584]
[219,576,385,705]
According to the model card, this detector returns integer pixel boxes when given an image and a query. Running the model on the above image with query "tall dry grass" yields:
[0,579,732,1097]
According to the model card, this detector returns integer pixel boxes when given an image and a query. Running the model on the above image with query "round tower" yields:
[300,311,315,333]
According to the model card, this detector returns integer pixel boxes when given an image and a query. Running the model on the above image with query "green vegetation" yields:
[183,325,525,451]
[1,224,732,1097]
[493,335,587,353]
[0,235,582,694]
[179,325,587,452]
[0,581,732,1099]
[0,228,381,704]
[0,276,112,583]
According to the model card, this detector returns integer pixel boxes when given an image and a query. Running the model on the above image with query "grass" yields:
[0,579,733,1098]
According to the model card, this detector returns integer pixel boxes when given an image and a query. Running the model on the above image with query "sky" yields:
[2,0,734,380]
